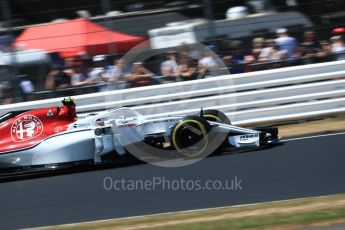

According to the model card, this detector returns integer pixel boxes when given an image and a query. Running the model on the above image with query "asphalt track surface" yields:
[1,133,345,229]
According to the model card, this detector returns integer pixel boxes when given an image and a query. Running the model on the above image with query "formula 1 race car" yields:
[0,98,279,174]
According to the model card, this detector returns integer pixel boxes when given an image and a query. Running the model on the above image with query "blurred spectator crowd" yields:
[223,27,345,73]
[1,27,344,105]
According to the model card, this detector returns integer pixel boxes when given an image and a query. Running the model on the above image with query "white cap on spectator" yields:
[331,35,342,41]
[276,28,287,34]
[93,55,106,62]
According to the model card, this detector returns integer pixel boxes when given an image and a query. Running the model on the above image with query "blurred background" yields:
[0,0,344,104]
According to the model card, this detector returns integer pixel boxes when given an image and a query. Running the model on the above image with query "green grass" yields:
[151,208,345,230]
[47,194,345,230]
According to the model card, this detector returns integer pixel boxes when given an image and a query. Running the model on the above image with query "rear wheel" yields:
[170,116,211,157]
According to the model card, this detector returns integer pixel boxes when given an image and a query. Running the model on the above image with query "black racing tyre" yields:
[202,109,232,152]
[170,116,211,157]
[202,109,231,125]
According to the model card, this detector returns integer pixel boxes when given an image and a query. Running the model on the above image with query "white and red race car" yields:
[0,98,279,174]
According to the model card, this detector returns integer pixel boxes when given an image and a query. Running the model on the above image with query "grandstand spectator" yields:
[222,40,256,73]
[229,48,247,74]
[128,62,154,81]
[100,58,129,91]
[19,75,34,101]
[87,55,107,84]
[63,58,75,76]
[275,28,297,59]
[258,39,284,61]
[300,30,321,58]
[178,57,197,80]
[87,55,118,91]
[70,61,89,86]
[45,64,71,90]
[0,81,14,105]
[160,50,179,79]
[198,51,218,69]
[251,37,265,61]
[107,58,129,82]
[198,50,219,78]
[127,62,157,87]
[331,35,345,60]
[315,40,333,62]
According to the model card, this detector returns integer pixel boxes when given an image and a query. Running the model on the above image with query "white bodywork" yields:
[0,108,263,169]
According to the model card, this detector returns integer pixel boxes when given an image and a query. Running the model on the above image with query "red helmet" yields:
[59,97,76,120]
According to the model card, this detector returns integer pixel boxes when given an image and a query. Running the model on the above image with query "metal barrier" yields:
[0,60,345,126]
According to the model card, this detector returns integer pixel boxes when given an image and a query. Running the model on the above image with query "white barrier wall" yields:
[1,60,345,125]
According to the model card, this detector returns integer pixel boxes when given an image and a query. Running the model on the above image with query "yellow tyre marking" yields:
[172,119,209,157]
[203,114,222,122]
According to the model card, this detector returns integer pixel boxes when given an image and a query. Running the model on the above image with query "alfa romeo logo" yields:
[11,115,44,142]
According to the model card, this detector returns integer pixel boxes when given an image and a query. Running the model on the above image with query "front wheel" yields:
[170,116,211,157]
[202,109,231,125]
[202,109,231,151]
